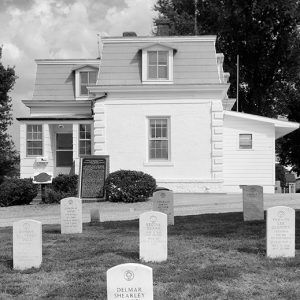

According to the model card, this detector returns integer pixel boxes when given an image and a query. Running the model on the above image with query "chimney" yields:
[155,19,170,36]
[123,32,137,37]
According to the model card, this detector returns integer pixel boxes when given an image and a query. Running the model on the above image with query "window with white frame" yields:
[27,125,43,156]
[141,44,174,83]
[79,124,91,155]
[149,118,170,160]
[148,51,168,79]
[80,71,97,96]
[239,134,252,149]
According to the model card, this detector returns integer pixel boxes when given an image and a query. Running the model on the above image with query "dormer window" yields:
[141,43,176,84]
[148,51,168,79]
[80,71,97,96]
[73,65,99,100]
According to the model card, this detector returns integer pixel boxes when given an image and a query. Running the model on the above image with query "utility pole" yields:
[236,54,239,112]
[194,0,198,35]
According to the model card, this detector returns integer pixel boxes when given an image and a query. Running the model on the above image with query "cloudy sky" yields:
[1,0,157,149]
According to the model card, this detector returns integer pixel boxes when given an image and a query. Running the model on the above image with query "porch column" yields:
[93,101,106,155]
[42,123,54,174]
[211,100,223,180]
[73,124,80,174]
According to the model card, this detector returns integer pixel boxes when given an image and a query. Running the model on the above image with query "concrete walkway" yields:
[0,193,299,227]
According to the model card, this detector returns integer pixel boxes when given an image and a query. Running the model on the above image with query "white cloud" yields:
[1,0,157,149]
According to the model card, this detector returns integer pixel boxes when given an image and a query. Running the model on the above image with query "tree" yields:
[0,46,19,183]
[154,0,300,173]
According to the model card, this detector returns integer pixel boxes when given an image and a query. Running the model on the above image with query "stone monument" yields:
[60,197,82,234]
[13,219,42,270]
[267,206,295,258]
[139,211,167,262]
[242,185,264,221]
[153,190,174,225]
[107,263,153,300]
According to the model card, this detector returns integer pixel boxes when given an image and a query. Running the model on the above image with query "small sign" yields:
[33,172,53,184]
[79,155,109,201]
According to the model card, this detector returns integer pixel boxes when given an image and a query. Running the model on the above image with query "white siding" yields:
[223,115,275,193]
[104,100,212,182]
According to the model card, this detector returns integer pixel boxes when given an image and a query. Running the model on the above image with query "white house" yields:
[17,33,299,193]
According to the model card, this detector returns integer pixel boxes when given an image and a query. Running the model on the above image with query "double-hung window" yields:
[239,134,252,149]
[149,118,169,160]
[148,51,168,80]
[79,124,92,155]
[80,71,97,96]
[27,125,43,156]
[141,44,175,84]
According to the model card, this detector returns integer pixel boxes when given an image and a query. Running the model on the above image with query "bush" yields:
[44,189,76,204]
[0,178,38,207]
[43,174,78,204]
[51,174,78,193]
[105,170,156,203]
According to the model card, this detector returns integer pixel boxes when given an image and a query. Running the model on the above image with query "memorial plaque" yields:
[60,197,82,234]
[242,185,264,221]
[267,206,295,258]
[79,155,109,201]
[153,190,174,225]
[13,219,42,270]
[139,211,167,262]
[107,263,153,300]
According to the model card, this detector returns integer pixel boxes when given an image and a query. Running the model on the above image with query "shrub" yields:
[0,178,38,207]
[43,174,79,204]
[105,170,156,203]
[51,174,78,193]
[44,189,76,204]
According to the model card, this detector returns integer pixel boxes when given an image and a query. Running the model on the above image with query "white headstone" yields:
[139,211,167,262]
[60,197,82,234]
[90,208,100,223]
[242,185,264,221]
[153,190,174,225]
[267,206,295,258]
[13,219,42,270]
[107,263,153,300]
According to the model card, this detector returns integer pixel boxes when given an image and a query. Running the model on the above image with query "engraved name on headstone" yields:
[107,263,153,300]
[139,211,167,262]
[153,190,174,225]
[242,185,264,221]
[267,206,295,258]
[60,197,82,234]
[13,219,42,270]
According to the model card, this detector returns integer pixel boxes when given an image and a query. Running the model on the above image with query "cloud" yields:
[1,0,157,149]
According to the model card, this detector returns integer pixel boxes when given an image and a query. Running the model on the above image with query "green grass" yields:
[0,211,300,299]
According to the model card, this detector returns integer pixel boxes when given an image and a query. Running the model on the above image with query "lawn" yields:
[0,211,299,299]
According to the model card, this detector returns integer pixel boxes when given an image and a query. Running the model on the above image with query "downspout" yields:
[91,93,108,115]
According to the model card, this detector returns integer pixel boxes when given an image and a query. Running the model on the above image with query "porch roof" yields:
[16,116,93,121]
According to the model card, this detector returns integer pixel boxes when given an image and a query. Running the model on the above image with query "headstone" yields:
[60,197,82,234]
[90,208,100,223]
[139,211,167,262]
[267,206,295,258]
[79,155,109,201]
[13,219,42,270]
[275,181,282,194]
[153,190,174,225]
[107,263,153,300]
[242,185,264,221]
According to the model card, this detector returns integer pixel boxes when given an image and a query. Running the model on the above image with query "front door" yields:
[56,133,73,175]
